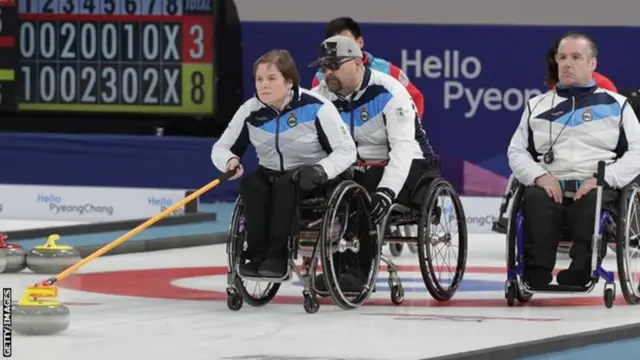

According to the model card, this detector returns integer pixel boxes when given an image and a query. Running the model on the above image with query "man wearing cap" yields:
[311,17,425,119]
[310,35,440,291]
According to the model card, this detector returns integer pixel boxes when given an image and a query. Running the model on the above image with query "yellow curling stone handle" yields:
[18,284,61,306]
[34,234,73,250]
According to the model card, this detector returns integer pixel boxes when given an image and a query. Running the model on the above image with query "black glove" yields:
[369,188,395,224]
[294,165,328,191]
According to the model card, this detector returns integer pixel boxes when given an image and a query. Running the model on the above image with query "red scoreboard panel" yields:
[0,0,215,115]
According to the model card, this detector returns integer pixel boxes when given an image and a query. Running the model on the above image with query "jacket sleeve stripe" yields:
[315,102,357,180]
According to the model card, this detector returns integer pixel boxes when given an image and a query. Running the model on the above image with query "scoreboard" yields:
[0,0,216,115]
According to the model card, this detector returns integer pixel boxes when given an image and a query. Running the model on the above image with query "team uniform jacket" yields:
[211,86,356,180]
[311,67,436,196]
[311,51,425,119]
[507,83,640,189]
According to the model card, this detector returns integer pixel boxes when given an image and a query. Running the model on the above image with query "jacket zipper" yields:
[259,96,289,173]
[266,105,286,172]
[346,101,362,161]
[275,113,285,172]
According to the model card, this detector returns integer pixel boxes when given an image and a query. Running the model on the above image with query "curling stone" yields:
[0,233,27,273]
[11,286,70,336]
[25,234,81,274]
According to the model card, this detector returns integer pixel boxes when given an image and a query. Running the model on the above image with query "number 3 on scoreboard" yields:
[182,64,213,113]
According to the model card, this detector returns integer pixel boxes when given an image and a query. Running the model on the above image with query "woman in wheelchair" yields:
[211,49,357,278]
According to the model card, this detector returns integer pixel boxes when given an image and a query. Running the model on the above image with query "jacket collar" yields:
[255,85,301,114]
[335,67,372,102]
[555,80,597,98]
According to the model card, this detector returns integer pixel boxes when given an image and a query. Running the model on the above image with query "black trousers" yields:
[344,159,440,274]
[238,166,298,262]
[355,159,440,208]
[521,186,618,272]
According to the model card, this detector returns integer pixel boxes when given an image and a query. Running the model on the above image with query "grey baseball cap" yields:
[308,35,363,67]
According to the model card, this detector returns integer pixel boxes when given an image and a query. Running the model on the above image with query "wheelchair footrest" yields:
[527,284,587,292]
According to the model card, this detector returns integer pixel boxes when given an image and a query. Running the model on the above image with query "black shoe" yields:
[314,273,327,292]
[557,269,591,286]
[258,257,288,278]
[313,272,364,293]
[524,267,553,288]
[338,272,365,293]
[239,260,261,277]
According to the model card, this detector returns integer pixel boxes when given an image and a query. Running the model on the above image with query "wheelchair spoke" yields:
[620,186,640,302]
[626,194,640,296]
[424,191,461,289]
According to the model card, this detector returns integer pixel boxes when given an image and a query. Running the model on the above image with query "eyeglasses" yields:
[319,57,355,71]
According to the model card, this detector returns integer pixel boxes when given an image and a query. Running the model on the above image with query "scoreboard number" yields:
[14,0,215,115]
[29,0,181,16]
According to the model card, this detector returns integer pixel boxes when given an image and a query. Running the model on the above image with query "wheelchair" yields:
[360,161,469,304]
[504,161,640,308]
[225,174,380,314]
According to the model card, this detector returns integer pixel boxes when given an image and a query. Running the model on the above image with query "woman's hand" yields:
[226,158,244,180]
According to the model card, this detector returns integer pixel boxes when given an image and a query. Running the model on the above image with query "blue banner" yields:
[240,22,640,195]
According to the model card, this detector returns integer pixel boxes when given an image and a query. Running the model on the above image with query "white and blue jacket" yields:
[312,68,436,196]
[211,86,356,180]
[508,82,640,189]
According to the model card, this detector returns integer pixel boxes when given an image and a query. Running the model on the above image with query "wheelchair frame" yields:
[361,161,469,304]
[505,161,640,308]
[225,179,380,314]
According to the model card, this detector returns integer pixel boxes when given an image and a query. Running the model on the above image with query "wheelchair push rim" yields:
[616,182,640,304]
[417,178,468,301]
[320,180,379,309]
[226,197,280,307]
[504,186,533,305]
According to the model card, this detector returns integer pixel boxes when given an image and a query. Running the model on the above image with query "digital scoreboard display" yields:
[0,0,215,115]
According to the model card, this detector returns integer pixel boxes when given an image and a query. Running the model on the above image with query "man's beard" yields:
[325,75,343,93]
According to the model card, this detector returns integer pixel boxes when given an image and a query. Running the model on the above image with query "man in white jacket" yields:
[507,32,640,287]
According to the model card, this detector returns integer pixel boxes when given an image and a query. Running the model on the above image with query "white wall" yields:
[234,0,640,26]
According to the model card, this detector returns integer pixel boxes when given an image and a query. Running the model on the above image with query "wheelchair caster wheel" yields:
[391,285,404,305]
[389,243,403,257]
[227,289,243,311]
[604,288,615,309]
[303,293,319,314]
[408,244,417,254]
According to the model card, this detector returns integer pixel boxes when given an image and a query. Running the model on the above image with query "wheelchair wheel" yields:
[616,182,640,305]
[417,178,468,301]
[320,180,379,310]
[505,185,532,306]
[226,196,280,309]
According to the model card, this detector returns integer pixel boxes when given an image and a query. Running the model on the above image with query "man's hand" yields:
[535,174,562,203]
[294,165,328,191]
[575,177,597,200]
[369,188,395,224]
[226,158,244,180]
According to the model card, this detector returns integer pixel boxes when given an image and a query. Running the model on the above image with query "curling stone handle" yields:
[46,234,60,248]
